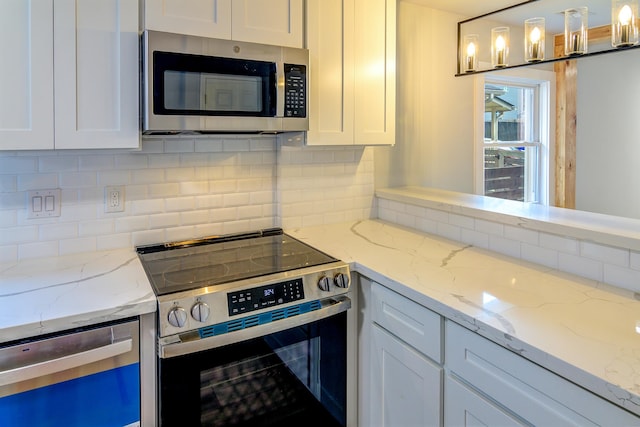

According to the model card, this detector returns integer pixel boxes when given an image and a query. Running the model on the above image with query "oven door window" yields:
[159,312,346,427]
[153,51,277,117]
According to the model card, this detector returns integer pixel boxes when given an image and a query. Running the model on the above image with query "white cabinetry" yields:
[143,0,303,48]
[445,321,640,426]
[363,280,442,426]
[306,0,396,146]
[0,0,139,150]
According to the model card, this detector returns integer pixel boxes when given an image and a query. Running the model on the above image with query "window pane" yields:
[484,146,538,202]
[484,84,534,142]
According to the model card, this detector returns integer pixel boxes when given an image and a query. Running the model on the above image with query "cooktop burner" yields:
[137,229,337,296]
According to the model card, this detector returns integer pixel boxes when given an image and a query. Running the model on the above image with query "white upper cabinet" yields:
[0,0,140,150]
[0,1,54,150]
[232,0,303,48]
[143,0,303,48]
[306,0,396,146]
[54,0,140,149]
[143,0,232,39]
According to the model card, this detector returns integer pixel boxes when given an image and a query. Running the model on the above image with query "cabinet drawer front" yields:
[444,374,526,427]
[371,283,442,363]
[446,321,639,426]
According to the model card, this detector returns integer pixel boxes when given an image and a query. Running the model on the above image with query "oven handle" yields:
[159,295,351,359]
[0,339,133,387]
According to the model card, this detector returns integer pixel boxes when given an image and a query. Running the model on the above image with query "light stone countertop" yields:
[0,248,156,342]
[288,219,640,416]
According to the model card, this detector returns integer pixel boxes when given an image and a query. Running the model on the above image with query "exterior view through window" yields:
[481,75,550,204]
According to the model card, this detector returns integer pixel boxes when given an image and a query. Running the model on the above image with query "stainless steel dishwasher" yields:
[0,318,140,427]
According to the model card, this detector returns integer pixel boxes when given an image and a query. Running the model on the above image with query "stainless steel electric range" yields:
[137,228,352,427]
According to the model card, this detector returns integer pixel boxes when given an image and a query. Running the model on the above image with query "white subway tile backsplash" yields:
[475,218,504,236]
[460,228,489,249]
[59,237,97,256]
[97,233,132,251]
[580,241,629,267]
[631,251,640,271]
[539,233,578,254]
[521,243,558,269]
[132,199,165,215]
[603,264,640,292]
[79,219,114,236]
[559,253,604,282]
[0,156,37,174]
[18,241,58,259]
[18,173,59,191]
[165,196,196,212]
[0,245,17,263]
[39,223,78,241]
[449,213,474,230]
[504,225,539,245]
[437,222,461,242]
[39,156,77,173]
[60,172,97,188]
[488,235,521,258]
[1,137,374,264]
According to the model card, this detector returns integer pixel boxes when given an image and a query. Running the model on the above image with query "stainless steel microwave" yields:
[142,30,309,134]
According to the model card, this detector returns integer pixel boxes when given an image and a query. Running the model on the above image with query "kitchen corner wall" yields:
[0,136,375,263]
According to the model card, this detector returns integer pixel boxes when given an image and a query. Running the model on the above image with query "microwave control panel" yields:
[284,64,307,118]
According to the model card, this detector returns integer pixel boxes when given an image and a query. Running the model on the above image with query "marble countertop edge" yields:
[377,186,640,251]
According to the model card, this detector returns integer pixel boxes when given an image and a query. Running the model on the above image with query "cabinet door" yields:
[306,0,395,146]
[144,0,232,39]
[0,0,54,150]
[370,324,442,427]
[445,375,526,427]
[232,0,303,48]
[54,0,139,149]
[353,0,395,146]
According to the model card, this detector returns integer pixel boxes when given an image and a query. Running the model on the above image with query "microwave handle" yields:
[0,338,132,387]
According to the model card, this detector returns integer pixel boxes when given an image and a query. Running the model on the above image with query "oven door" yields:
[158,309,347,427]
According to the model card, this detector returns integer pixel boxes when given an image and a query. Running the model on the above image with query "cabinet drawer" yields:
[445,374,526,426]
[446,321,639,426]
[371,283,442,363]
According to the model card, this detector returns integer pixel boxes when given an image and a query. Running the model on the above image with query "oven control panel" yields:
[156,263,350,338]
[227,279,305,316]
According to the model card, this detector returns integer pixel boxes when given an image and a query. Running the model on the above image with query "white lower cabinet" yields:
[370,325,442,427]
[359,277,640,427]
[444,374,526,426]
[362,280,443,427]
[445,321,640,426]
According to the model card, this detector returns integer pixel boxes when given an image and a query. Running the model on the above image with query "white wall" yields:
[576,48,640,219]
[375,2,475,193]
[0,136,375,263]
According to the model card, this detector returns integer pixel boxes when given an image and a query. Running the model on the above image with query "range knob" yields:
[167,307,187,328]
[334,273,350,288]
[318,276,331,292]
[191,302,210,322]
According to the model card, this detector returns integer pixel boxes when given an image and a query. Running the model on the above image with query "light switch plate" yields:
[27,189,61,219]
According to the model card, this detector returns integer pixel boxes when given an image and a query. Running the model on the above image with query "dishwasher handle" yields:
[0,338,132,387]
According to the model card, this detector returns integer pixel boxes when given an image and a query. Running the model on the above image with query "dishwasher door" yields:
[0,318,140,427]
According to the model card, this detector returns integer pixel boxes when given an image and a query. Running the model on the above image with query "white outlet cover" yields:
[27,189,61,219]
[105,186,125,213]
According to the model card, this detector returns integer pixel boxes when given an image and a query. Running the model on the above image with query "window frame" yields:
[473,68,555,206]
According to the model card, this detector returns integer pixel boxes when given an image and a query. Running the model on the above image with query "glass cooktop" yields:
[136,229,337,296]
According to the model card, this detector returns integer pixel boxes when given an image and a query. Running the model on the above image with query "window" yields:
[474,70,554,205]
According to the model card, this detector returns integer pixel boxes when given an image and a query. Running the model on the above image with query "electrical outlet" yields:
[105,186,125,213]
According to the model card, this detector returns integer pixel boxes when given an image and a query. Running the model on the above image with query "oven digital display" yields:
[227,278,305,316]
